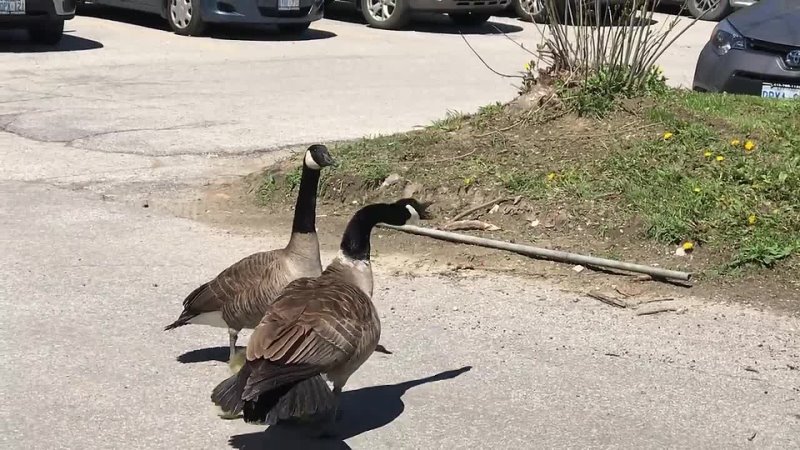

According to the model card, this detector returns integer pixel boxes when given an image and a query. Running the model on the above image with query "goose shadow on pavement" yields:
[228,366,473,449]
[178,344,393,364]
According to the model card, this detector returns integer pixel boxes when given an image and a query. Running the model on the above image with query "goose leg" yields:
[228,328,238,361]
[315,385,342,438]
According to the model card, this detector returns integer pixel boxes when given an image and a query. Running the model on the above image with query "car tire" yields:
[360,0,411,30]
[167,0,207,36]
[28,20,64,45]
[448,12,491,26]
[278,22,311,34]
[687,0,734,21]
[513,0,546,23]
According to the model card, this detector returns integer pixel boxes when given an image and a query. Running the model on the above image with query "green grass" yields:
[256,89,799,272]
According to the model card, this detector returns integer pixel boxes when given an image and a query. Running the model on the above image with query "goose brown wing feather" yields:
[245,277,374,371]
[179,251,286,324]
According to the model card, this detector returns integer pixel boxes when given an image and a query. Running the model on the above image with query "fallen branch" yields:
[450,196,514,222]
[376,224,693,282]
[443,220,500,232]
[587,292,628,308]
[635,307,678,316]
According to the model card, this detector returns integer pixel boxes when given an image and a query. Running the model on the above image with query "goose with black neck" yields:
[210,198,432,435]
[164,144,335,363]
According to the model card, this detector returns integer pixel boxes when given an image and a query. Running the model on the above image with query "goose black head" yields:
[386,198,433,225]
[304,144,336,170]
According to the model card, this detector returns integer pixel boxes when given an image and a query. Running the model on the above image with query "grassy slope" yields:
[256,90,799,278]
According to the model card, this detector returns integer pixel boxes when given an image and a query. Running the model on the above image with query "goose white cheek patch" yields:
[405,205,421,224]
[304,151,321,170]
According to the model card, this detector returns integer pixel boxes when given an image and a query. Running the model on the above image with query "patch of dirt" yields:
[152,94,798,317]
[158,178,799,317]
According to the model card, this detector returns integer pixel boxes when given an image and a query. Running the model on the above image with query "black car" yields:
[0,0,76,44]
[692,0,800,99]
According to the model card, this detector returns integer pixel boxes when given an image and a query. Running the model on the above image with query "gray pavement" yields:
[2,12,799,450]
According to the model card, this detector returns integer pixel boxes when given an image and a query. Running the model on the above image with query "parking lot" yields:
[3,7,800,450]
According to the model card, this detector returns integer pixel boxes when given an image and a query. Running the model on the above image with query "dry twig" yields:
[635,307,678,316]
[587,292,628,308]
[450,196,514,222]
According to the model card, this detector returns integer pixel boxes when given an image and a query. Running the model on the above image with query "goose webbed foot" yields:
[312,386,342,438]
[374,344,392,355]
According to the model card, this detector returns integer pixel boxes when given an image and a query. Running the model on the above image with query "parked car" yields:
[508,0,629,23]
[326,0,509,29]
[661,0,757,21]
[78,0,323,36]
[693,0,800,98]
[0,0,76,44]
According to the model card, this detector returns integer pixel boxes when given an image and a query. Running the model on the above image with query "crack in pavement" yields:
[0,119,266,157]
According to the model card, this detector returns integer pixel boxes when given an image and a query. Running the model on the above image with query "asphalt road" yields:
[2,11,799,450]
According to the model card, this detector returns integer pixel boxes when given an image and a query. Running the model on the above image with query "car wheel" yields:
[687,0,734,21]
[513,0,546,23]
[28,19,64,45]
[278,22,311,34]
[448,12,491,26]
[168,0,207,36]
[360,0,410,30]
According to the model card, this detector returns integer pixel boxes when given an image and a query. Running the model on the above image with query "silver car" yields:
[660,0,758,21]
[0,0,76,44]
[80,0,323,36]
[692,0,800,99]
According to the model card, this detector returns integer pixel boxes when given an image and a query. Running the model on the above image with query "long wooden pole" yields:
[377,224,692,282]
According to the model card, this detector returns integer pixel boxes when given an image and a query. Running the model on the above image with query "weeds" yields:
[526,0,699,116]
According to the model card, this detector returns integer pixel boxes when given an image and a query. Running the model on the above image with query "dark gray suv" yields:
[0,0,76,44]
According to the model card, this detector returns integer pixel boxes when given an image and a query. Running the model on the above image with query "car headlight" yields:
[710,20,747,56]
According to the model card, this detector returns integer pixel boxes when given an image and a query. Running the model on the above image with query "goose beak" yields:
[417,201,434,220]
[321,153,337,168]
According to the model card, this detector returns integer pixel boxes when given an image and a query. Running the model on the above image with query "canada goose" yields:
[164,144,335,362]
[210,198,431,435]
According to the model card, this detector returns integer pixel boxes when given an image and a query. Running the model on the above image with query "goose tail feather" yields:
[211,364,251,415]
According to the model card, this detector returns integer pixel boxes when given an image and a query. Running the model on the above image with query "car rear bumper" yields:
[0,0,75,25]
[408,0,509,14]
[199,0,323,24]
[692,43,800,96]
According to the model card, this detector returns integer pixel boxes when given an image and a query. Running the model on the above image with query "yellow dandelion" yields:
[524,62,532,71]
[693,187,701,193]
[546,172,556,181]
[730,139,741,147]
[744,140,756,151]
[748,214,757,225]
[663,132,674,140]
[682,241,694,251]
[703,150,713,158]
[716,155,725,162]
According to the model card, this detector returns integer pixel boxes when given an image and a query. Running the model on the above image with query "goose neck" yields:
[290,165,321,235]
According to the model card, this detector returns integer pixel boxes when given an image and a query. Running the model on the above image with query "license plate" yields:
[278,0,299,10]
[761,83,800,100]
[0,0,26,14]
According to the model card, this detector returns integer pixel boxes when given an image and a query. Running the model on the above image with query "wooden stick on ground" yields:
[377,224,693,282]
[635,307,679,316]
[587,292,628,308]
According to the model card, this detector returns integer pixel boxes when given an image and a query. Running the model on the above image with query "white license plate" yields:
[761,83,800,100]
[0,0,26,15]
[278,0,299,10]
